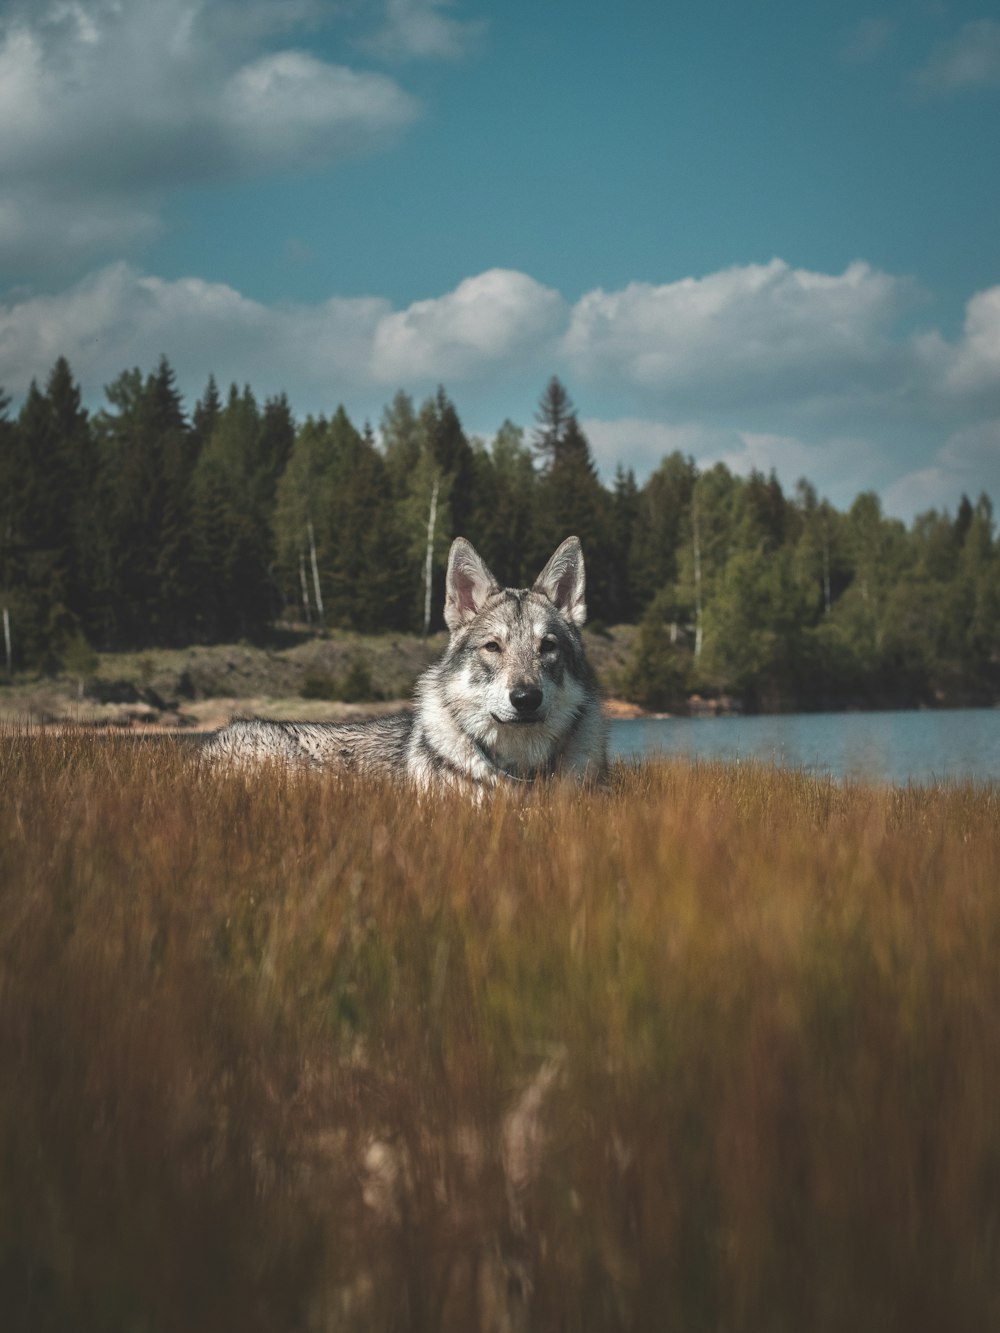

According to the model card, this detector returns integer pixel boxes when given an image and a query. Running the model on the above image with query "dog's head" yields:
[441,536,590,739]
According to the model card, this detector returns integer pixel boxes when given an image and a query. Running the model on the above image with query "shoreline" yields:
[4,695,661,733]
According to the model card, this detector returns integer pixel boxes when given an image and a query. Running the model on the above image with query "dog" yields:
[202,535,608,791]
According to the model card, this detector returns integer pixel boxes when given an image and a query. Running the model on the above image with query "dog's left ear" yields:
[534,536,587,626]
[445,538,500,631]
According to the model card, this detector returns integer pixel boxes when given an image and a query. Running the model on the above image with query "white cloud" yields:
[0,188,161,277]
[562,260,918,411]
[371,269,564,380]
[883,420,1000,517]
[0,263,561,401]
[360,0,486,62]
[2,258,999,520]
[911,19,1000,95]
[0,0,420,276]
[939,285,1000,395]
[581,418,731,480]
[220,51,419,168]
[710,431,885,509]
[0,263,390,397]
[583,418,883,509]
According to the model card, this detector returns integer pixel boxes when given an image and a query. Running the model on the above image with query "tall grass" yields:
[2,730,999,1331]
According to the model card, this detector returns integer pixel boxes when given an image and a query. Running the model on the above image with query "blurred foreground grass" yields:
[2,730,1000,1331]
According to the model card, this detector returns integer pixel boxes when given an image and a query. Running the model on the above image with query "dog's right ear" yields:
[445,538,500,631]
[534,535,587,626]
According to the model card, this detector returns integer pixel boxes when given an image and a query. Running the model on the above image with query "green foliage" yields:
[60,631,98,682]
[2,359,998,711]
[620,588,691,711]
[700,545,812,710]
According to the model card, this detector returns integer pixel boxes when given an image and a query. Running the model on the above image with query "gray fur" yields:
[202,535,608,792]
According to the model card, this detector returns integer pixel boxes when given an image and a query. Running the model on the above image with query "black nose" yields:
[510,684,543,715]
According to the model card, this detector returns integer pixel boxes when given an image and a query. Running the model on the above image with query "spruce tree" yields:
[14,375,81,663]
[532,406,613,621]
[191,384,273,639]
[380,391,421,499]
[532,375,575,468]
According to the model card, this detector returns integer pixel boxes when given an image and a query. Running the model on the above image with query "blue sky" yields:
[2,0,1000,518]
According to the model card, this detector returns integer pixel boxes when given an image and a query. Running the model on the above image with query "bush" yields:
[620,603,691,712]
[300,657,379,703]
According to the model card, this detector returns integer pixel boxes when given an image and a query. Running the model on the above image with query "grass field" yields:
[2,731,1000,1331]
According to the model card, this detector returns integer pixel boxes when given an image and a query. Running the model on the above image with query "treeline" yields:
[1,357,998,710]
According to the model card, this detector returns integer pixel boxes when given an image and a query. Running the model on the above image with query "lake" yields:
[609,708,1000,786]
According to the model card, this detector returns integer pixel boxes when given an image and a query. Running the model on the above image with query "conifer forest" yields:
[2,356,998,711]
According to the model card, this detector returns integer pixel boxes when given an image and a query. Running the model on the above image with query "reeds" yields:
[2,730,999,1331]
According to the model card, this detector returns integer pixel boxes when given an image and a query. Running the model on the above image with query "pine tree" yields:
[324,407,408,630]
[192,375,222,451]
[628,452,696,612]
[467,420,537,586]
[191,384,273,640]
[273,416,336,626]
[532,410,613,621]
[257,394,296,506]
[0,386,18,669]
[380,391,421,499]
[610,465,639,622]
[532,376,575,468]
[12,370,84,664]
[148,358,200,643]
[420,387,479,537]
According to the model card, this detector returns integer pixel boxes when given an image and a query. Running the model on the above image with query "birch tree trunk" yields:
[307,521,324,625]
[298,552,312,626]
[423,475,440,639]
[692,501,703,659]
[2,607,11,677]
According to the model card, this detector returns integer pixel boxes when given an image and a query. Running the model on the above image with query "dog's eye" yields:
[540,637,559,655]
[482,640,503,654]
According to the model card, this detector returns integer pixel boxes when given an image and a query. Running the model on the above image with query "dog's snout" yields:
[510,684,543,715]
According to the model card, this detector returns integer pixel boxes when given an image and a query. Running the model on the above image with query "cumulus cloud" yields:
[0,263,561,401]
[581,418,731,481]
[359,0,487,62]
[710,431,886,508]
[911,19,1000,95]
[883,420,1000,517]
[219,51,418,168]
[371,269,564,380]
[0,0,419,275]
[583,418,884,511]
[0,263,388,397]
[3,258,1000,521]
[562,259,919,411]
[939,285,1000,396]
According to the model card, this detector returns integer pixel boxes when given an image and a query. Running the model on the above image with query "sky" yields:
[1,0,1000,520]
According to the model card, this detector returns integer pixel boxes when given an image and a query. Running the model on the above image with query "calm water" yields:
[609,709,1000,786]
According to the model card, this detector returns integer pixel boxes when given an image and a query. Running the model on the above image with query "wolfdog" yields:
[202,535,608,791]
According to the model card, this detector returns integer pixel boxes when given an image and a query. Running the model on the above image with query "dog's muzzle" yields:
[508,684,543,718]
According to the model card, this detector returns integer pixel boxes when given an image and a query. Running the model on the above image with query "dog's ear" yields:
[445,538,500,631]
[534,536,586,626]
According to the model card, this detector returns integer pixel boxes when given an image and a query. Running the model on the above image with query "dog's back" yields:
[201,713,413,773]
[203,535,607,791]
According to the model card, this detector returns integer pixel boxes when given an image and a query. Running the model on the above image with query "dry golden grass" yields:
[2,728,999,1331]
